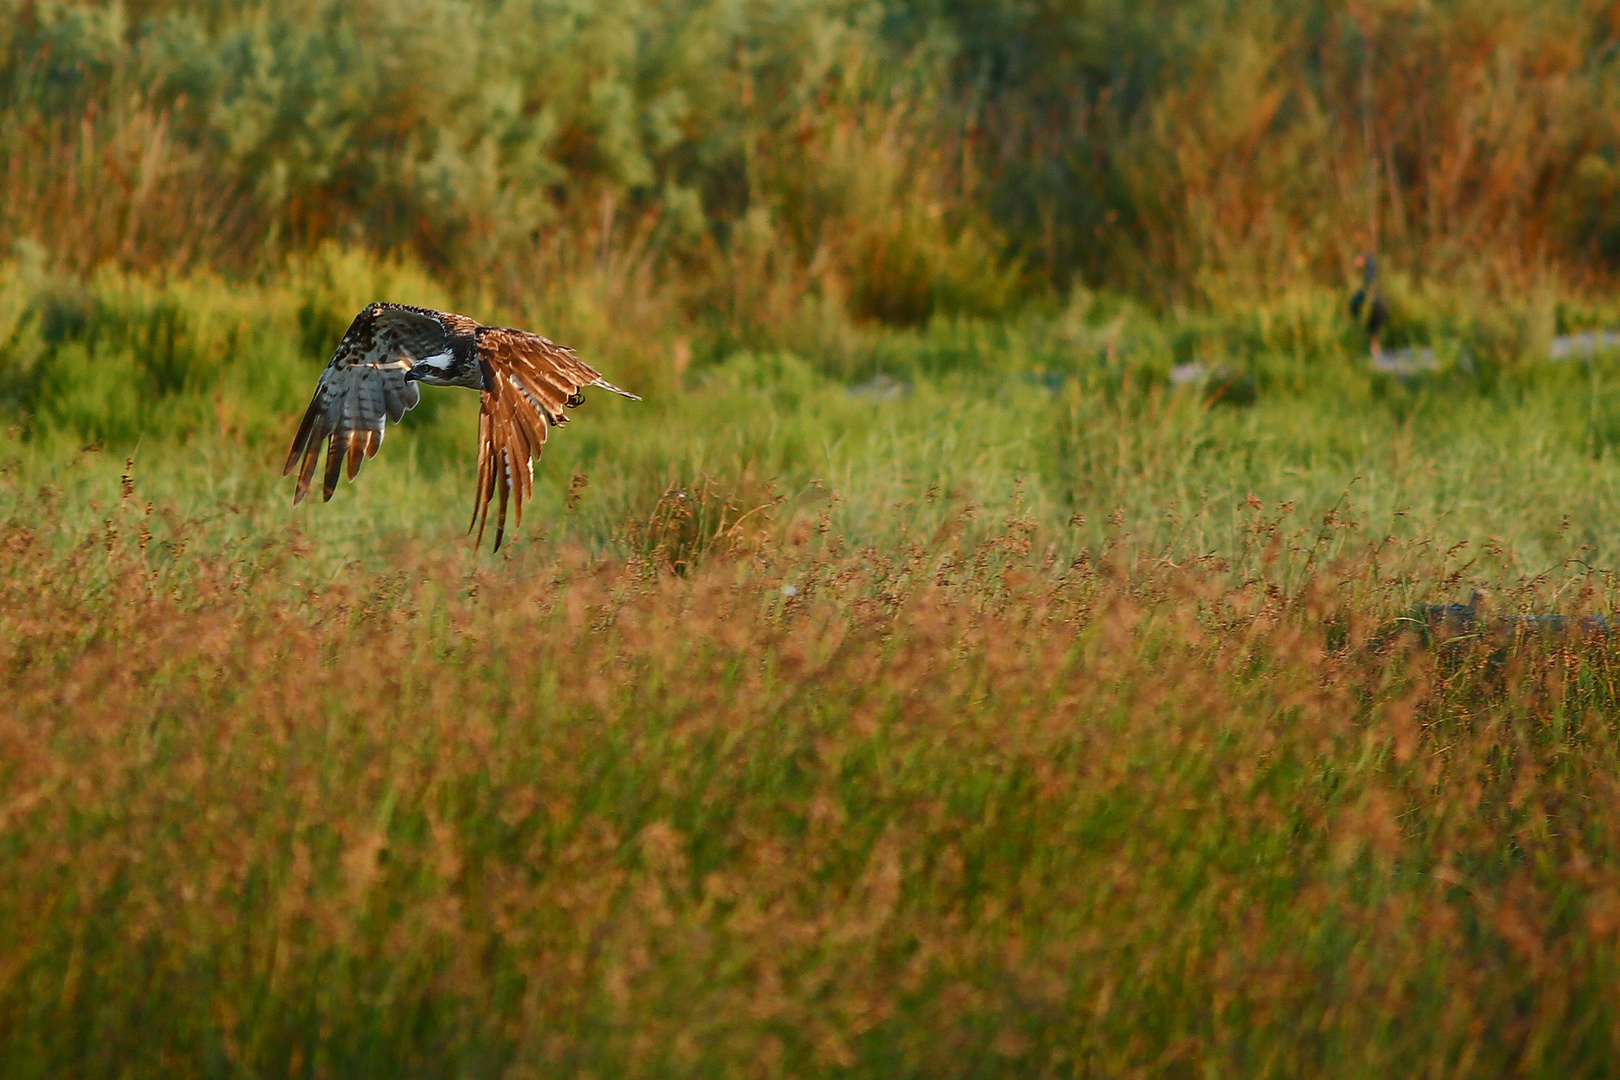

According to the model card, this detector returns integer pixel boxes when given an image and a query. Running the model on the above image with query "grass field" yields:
[6,255,1620,1076]
[14,2,1620,1074]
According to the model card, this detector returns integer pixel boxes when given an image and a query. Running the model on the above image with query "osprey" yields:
[284,302,638,549]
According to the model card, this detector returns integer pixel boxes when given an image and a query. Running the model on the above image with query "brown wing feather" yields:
[283,303,452,503]
[469,328,639,550]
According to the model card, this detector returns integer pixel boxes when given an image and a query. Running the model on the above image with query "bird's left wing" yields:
[284,303,462,504]
[471,327,639,550]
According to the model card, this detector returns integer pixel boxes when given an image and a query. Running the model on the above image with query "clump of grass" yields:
[4,473,1620,1077]
[623,473,784,577]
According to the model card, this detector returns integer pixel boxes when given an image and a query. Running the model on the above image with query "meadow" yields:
[11,1,1620,1077]
[5,250,1620,1077]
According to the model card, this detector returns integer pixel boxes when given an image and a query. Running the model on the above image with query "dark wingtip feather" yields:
[344,433,364,481]
[294,446,321,505]
[468,466,488,543]
[284,396,322,477]
[322,433,343,502]
[493,448,511,551]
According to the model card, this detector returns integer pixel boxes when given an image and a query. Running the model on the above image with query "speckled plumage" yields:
[283,302,638,549]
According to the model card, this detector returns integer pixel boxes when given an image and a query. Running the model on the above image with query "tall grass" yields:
[9,253,1620,571]
[6,469,1620,1077]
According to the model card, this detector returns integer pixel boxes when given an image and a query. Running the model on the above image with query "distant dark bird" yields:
[1349,252,1389,353]
[284,302,638,549]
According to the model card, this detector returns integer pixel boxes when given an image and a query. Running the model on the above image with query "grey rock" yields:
[846,374,911,400]
[1371,346,1439,377]
[1549,330,1620,361]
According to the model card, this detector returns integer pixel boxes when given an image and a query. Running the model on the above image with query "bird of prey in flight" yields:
[284,302,638,549]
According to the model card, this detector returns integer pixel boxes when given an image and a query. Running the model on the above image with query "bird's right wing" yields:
[283,304,456,504]
[470,327,639,550]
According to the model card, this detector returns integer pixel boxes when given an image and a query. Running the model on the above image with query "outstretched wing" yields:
[471,327,639,550]
[283,304,456,504]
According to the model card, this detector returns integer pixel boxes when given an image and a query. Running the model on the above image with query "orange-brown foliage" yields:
[5,487,1620,1077]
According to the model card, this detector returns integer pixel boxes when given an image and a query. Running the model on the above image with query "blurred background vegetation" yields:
[4,0,1620,331]
[0,1,1617,460]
